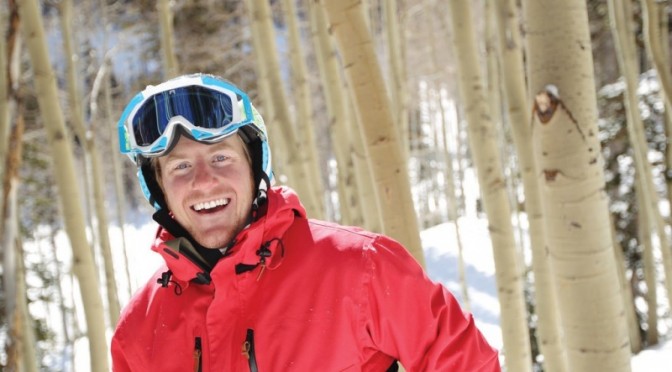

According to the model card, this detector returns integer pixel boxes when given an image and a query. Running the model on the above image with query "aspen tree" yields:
[158,0,179,78]
[437,90,470,312]
[60,0,121,327]
[243,0,325,219]
[280,0,326,217]
[659,2,672,216]
[49,233,74,359]
[0,1,15,230]
[636,180,657,346]
[100,0,133,298]
[14,234,39,372]
[321,0,426,266]
[346,88,384,233]
[307,0,367,227]
[3,110,38,372]
[418,0,469,305]
[17,0,109,369]
[608,0,672,310]
[383,0,409,157]
[448,1,531,370]
[642,0,672,108]
[523,0,632,370]
[493,1,568,370]
[243,0,288,182]
[0,73,7,194]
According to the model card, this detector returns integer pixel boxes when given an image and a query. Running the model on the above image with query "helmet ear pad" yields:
[238,126,268,189]
[138,156,168,211]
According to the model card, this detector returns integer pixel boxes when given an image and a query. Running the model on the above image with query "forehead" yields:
[160,134,250,161]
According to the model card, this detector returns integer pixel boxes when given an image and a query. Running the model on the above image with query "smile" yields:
[191,198,230,212]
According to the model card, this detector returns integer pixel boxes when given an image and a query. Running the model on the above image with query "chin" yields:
[197,239,228,249]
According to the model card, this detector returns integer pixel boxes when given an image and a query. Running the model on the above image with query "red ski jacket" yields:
[111,187,500,371]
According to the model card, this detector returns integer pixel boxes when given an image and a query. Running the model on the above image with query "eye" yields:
[214,154,229,162]
[174,162,190,170]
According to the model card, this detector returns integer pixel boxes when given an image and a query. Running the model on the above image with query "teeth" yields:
[193,198,229,211]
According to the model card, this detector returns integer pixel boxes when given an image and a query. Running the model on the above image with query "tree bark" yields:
[281,0,326,219]
[61,0,121,328]
[438,88,470,312]
[608,0,672,311]
[17,0,109,370]
[636,178,657,347]
[158,0,179,78]
[383,0,409,158]
[448,1,531,370]
[641,0,672,109]
[14,232,39,372]
[523,1,632,370]
[494,1,568,370]
[321,0,425,267]
[3,107,37,372]
[0,26,9,211]
[244,0,325,219]
[307,0,365,227]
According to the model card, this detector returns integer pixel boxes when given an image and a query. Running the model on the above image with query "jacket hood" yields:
[151,186,306,284]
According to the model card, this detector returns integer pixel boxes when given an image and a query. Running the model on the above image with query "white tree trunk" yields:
[18,0,109,369]
[61,0,121,327]
[158,0,179,78]
[307,0,365,227]
[636,180,657,347]
[448,1,531,370]
[438,90,470,312]
[321,0,426,267]
[523,1,632,370]
[244,0,325,219]
[608,0,672,311]
[493,1,568,370]
[281,0,326,218]
[383,0,409,158]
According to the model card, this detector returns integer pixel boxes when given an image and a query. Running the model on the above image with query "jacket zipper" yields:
[242,329,258,372]
[194,337,203,372]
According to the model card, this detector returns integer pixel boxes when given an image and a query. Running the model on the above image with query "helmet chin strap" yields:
[245,173,270,226]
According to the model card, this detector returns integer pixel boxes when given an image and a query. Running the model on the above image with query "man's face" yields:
[157,135,255,249]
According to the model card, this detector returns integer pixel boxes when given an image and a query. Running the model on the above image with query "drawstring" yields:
[234,238,286,280]
[256,238,285,281]
[157,270,183,295]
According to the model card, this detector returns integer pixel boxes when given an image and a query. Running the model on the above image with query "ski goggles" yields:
[118,75,255,158]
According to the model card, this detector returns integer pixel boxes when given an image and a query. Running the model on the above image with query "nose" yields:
[191,161,217,190]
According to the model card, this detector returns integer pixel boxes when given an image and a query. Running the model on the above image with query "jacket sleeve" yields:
[362,235,501,371]
[111,334,131,372]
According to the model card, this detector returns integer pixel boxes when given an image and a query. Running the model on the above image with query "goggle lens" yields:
[131,86,236,147]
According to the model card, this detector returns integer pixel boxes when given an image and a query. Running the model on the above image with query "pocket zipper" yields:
[242,329,258,372]
[194,337,203,372]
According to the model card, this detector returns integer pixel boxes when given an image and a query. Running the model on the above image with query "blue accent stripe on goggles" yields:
[119,77,254,157]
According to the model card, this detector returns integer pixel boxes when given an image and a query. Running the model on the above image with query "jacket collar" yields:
[151,186,305,284]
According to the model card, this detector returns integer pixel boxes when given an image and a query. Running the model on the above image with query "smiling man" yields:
[111,74,500,371]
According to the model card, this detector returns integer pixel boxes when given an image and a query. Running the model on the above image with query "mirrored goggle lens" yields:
[131,86,236,147]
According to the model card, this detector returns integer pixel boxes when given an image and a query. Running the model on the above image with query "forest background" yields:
[1,0,671,371]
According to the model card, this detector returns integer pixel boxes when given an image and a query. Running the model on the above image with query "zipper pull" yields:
[256,242,272,281]
[194,337,202,372]
[256,262,266,281]
[242,329,258,372]
[242,340,251,360]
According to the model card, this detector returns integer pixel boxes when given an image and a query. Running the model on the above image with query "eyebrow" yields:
[164,138,239,161]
